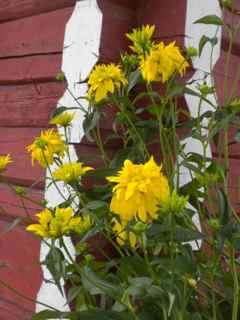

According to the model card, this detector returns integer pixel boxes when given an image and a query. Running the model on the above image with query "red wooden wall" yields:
[0,0,239,318]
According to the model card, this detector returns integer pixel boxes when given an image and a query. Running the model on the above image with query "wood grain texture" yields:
[0,0,76,23]
[0,7,73,58]
[0,2,135,60]
[0,221,42,320]
[0,54,62,84]
[0,127,44,187]
[137,0,187,47]
[0,82,65,127]
[0,183,43,221]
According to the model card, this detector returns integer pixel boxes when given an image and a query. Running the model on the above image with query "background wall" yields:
[0,0,239,318]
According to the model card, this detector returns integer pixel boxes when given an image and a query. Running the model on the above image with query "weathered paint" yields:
[181,0,222,248]
[37,0,103,312]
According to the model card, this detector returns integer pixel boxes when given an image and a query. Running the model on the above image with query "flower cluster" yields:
[107,157,169,246]
[87,25,188,104]
[27,207,91,238]
[107,157,169,223]
[53,162,93,184]
[126,24,155,55]
[140,42,189,83]
[88,64,127,102]
[0,154,12,173]
[50,112,75,127]
[27,129,66,167]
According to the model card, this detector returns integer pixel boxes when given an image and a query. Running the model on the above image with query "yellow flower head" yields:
[27,129,66,167]
[0,154,12,172]
[26,207,92,239]
[53,162,93,184]
[112,218,137,248]
[88,63,127,103]
[107,157,170,223]
[126,25,155,55]
[50,112,75,127]
[140,41,189,83]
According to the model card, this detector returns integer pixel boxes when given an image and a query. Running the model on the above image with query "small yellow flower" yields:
[53,162,93,184]
[186,277,197,289]
[27,129,66,167]
[50,112,75,127]
[88,63,127,102]
[26,207,92,238]
[140,42,189,83]
[107,157,170,223]
[0,154,12,172]
[112,218,137,248]
[126,25,155,55]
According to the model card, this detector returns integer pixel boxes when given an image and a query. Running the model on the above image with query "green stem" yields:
[231,247,239,320]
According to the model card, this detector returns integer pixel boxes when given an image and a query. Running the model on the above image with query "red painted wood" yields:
[0,0,76,23]
[0,2,135,60]
[0,184,43,221]
[0,54,62,84]
[0,7,73,58]
[137,0,187,47]
[0,127,44,187]
[0,221,42,319]
[222,9,240,56]
[214,51,240,105]
[98,0,136,62]
[0,82,65,127]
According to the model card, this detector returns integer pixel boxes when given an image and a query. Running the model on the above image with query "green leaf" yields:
[127,70,140,93]
[44,247,66,296]
[194,15,223,25]
[32,310,132,320]
[217,188,229,225]
[81,266,123,299]
[175,227,206,242]
[84,200,107,210]
[51,106,68,119]
[198,35,218,57]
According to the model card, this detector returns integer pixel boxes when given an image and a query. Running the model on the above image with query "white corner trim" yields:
[181,0,222,249]
[36,0,103,313]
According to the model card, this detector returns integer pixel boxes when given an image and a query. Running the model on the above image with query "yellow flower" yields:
[88,63,127,102]
[26,207,92,238]
[0,154,12,172]
[50,112,75,127]
[53,162,93,184]
[112,218,137,248]
[27,129,66,167]
[140,42,189,83]
[107,157,170,223]
[126,25,155,55]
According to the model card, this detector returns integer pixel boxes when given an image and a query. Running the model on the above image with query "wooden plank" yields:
[0,54,62,84]
[214,51,240,105]
[0,127,44,187]
[0,183,43,221]
[98,0,136,62]
[0,0,76,23]
[0,82,65,127]
[0,0,137,23]
[0,7,73,58]
[0,1,135,60]
[0,221,42,320]
[137,0,187,47]
[222,9,240,56]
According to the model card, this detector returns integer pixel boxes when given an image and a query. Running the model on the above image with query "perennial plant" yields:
[2,11,240,320]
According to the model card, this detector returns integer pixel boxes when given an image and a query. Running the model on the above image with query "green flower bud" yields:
[15,186,26,196]
[208,218,221,231]
[132,221,147,235]
[159,190,188,215]
[199,83,215,97]
[186,46,198,58]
